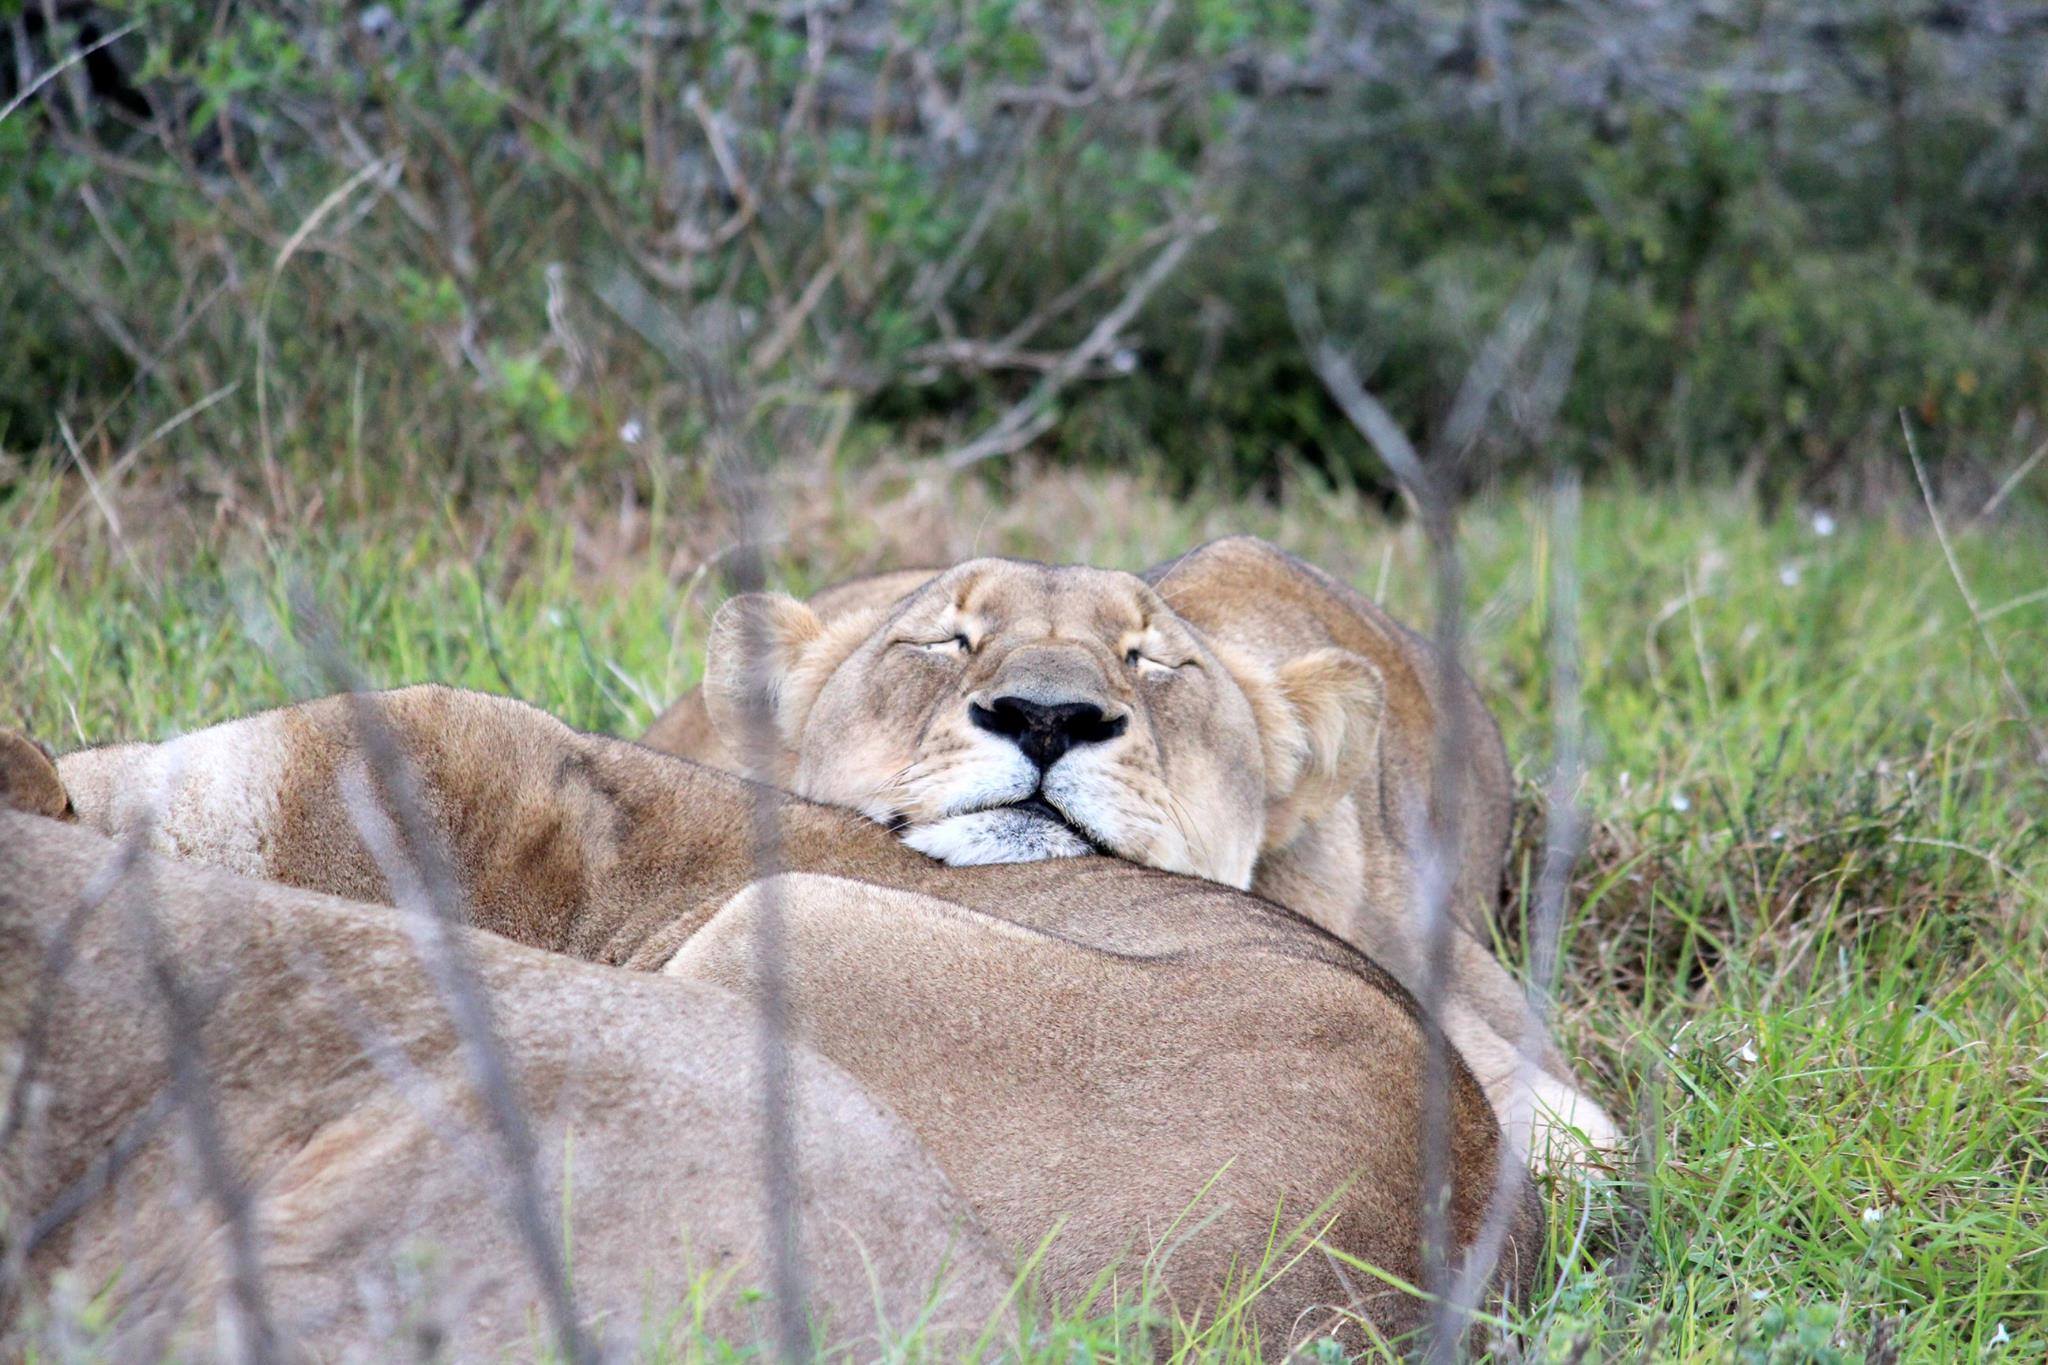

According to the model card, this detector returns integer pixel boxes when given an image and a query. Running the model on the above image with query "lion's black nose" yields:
[970,696,1126,769]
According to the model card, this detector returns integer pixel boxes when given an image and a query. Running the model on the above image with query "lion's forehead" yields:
[928,562,1167,644]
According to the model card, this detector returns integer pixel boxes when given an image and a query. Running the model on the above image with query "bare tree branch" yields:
[293,615,594,1365]
[120,850,283,1364]
[599,280,814,1360]
[1293,270,1471,1355]
[1441,472,1587,1331]
[1294,252,1598,1360]
[1902,412,2048,768]
[940,215,1213,471]
[0,814,161,1322]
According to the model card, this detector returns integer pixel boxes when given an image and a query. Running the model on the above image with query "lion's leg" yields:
[1432,972,1624,1171]
[1415,923,1624,1170]
[47,687,786,963]
[1324,843,1621,1170]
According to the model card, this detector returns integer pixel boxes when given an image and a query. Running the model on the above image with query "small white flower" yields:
[1769,826,1787,842]
[1812,510,1838,537]
[1861,1206,1885,1226]
[619,418,645,446]
[1988,1321,2010,1348]
[1110,348,1139,375]
[1778,564,1801,587]
[1749,1288,1769,1302]
[1670,791,1691,813]
[1735,1039,1759,1066]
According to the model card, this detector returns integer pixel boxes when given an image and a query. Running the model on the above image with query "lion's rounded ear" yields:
[0,730,74,820]
[1259,648,1384,846]
[703,593,827,753]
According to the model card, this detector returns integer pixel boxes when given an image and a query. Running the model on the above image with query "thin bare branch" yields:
[1291,272,1466,1349]
[709,379,815,1365]
[119,850,282,1363]
[1296,254,1599,1359]
[1287,282,1429,516]
[1974,433,2048,523]
[0,815,161,1323]
[295,617,594,1365]
[1902,412,2048,768]
[253,155,402,504]
[610,283,814,1360]
[0,19,139,127]
[940,215,1213,471]
[907,104,1053,322]
[1441,472,1587,1329]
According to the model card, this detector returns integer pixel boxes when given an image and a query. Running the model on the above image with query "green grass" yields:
[3,462,2044,1361]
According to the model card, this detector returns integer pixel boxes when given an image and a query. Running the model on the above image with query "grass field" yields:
[3,459,2044,1361]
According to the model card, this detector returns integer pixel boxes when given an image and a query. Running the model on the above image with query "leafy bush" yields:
[4,0,2046,503]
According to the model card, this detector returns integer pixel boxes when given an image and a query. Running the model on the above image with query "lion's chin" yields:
[899,808,1095,867]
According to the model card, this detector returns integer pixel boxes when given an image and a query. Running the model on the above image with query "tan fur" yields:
[643,543,1621,1165]
[0,814,1012,1359]
[1149,538,1622,1162]
[0,732,72,821]
[645,567,942,769]
[670,560,1369,889]
[34,688,1541,1348]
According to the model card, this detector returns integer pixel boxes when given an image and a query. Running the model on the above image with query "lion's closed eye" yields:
[902,633,973,656]
[1123,645,1190,677]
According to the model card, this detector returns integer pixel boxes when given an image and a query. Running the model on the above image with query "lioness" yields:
[0,742,1011,1358]
[22,686,1541,1349]
[642,539,1620,1163]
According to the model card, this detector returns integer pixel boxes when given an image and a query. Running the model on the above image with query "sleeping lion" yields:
[0,733,1012,1359]
[5,688,1540,1354]
[642,537,1622,1166]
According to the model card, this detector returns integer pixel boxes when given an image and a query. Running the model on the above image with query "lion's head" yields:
[702,558,1384,887]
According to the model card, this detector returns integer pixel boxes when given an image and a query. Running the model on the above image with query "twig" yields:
[0,20,139,127]
[0,809,166,1346]
[906,104,1052,321]
[708,392,814,1365]
[1441,472,1587,1329]
[1974,434,2048,523]
[1295,255,1593,1359]
[939,215,1212,470]
[296,619,593,1365]
[684,85,761,251]
[748,229,857,376]
[55,416,157,604]
[120,850,283,1364]
[12,739,285,1358]
[253,155,400,511]
[1288,282,1430,517]
[1902,412,2048,768]
[989,216,1187,357]
[1412,488,1471,1365]
[624,287,813,1360]
[1292,272,1469,1355]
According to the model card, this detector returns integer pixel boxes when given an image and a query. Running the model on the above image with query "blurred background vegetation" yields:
[5,0,2047,511]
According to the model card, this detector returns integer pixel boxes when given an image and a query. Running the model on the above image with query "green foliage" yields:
[7,3,2048,505]
[1100,86,2048,495]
